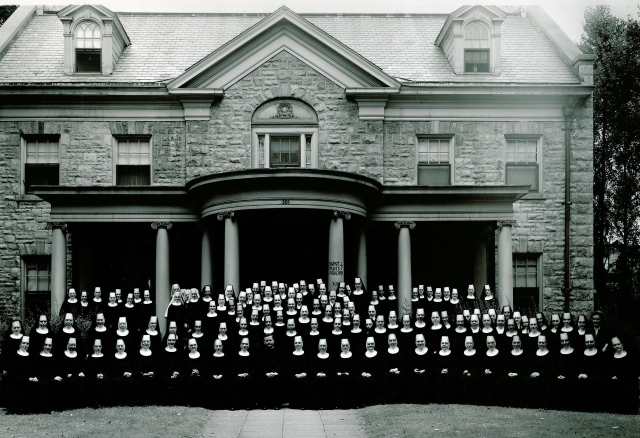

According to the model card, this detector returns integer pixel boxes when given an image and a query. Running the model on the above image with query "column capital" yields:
[46,222,67,232]
[496,220,517,229]
[151,222,173,230]
[217,211,235,221]
[333,211,351,220]
[394,221,416,230]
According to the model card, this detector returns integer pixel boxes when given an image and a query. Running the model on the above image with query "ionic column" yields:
[474,234,488,297]
[218,212,239,297]
[200,224,213,289]
[152,222,172,334]
[395,221,415,318]
[497,221,516,308]
[47,222,67,316]
[356,225,368,289]
[328,211,350,291]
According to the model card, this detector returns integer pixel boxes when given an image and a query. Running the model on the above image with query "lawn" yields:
[358,404,640,438]
[0,406,212,438]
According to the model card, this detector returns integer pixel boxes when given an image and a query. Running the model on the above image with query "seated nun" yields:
[433,336,459,403]
[287,335,310,409]
[311,338,333,410]
[257,334,282,410]
[85,338,108,408]
[136,334,158,406]
[109,339,136,407]
[408,333,432,404]
[232,337,254,410]
[356,337,382,407]
[159,334,181,406]
[381,333,405,404]
[183,338,207,408]
[334,339,355,409]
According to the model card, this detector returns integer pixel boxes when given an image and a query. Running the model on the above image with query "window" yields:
[76,22,101,73]
[417,137,452,185]
[115,137,151,186]
[512,254,541,309]
[252,100,318,169]
[506,138,540,192]
[23,136,60,194]
[464,23,490,73]
[23,256,51,317]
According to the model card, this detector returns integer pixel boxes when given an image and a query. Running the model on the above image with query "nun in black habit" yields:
[287,335,310,409]
[183,338,207,407]
[6,335,39,413]
[109,338,137,407]
[208,338,231,410]
[136,334,159,406]
[159,334,182,406]
[85,338,109,408]
[232,337,254,410]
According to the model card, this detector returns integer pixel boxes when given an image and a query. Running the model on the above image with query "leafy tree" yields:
[579,6,640,338]
[0,6,18,28]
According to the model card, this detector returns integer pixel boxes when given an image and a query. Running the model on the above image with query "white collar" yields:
[218,334,228,340]
[40,351,52,357]
[165,346,176,352]
[117,330,129,336]
[298,317,310,323]
[207,312,217,317]
[450,299,459,304]
[63,326,75,333]
[415,347,428,355]
[189,351,200,359]
[414,321,426,328]
[614,351,627,358]
[375,327,386,333]
[9,333,22,339]
[238,350,249,356]
[125,303,134,308]
[192,332,203,338]
[463,349,476,356]
[139,349,152,356]
[438,350,451,356]
[365,350,377,358]
[93,298,102,302]
[17,350,28,356]
[388,324,399,329]
[584,348,597,357]
[536,349,549,356]
[108,302,118,307]
[65,350,78,358]
[560,347,574,355]
[340,351,352,358]
[387,347,400,354]
[95,326,106,332]
[213,352,224,357]
[67,298,78,303]
[332,329,342,335]
[293,350,304,356]
[134,298,142,303]
[400,327,413,332]
[317,352,329,359]
[455,327,467,333]
[146,329,158,336]
[482,327,494,333]
[431,324,442,330]
[511,349,523,356]
[486,348,499,357]
[91,352,104,358]
[143,300,152,304]
[115,352,127,359]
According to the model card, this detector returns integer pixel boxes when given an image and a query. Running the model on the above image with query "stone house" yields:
[0,4,594,331]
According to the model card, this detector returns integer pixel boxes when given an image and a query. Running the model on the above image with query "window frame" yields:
[21,255,52,322]
[112,135,153,186]
[512,252,543,310]
[21,135,60,195]
[416,135,455,186]
[251,127,319,169]
[463,21,491,74]
[504,135,543,194]
[73,20,103,75]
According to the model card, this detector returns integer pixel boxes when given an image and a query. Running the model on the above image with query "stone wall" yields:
[186,51,384,182]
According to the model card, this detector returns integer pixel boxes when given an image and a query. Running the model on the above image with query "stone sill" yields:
[15,194,44,202]
[519,193,548,201]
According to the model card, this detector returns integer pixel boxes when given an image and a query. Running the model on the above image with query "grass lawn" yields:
[358,404,640,438]
[0,406,212,438]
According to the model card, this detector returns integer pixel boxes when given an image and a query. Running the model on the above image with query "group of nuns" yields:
[1,280,637,414]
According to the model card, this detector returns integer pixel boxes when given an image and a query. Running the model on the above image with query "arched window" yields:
[464,23,490,73]
[251,99,319,169]
[75,22,102,73]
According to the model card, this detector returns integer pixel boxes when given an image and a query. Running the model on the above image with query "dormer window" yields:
[75,22,102,73]
[464,23,490,73]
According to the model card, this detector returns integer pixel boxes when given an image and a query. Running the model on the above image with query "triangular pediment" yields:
[435,5,507,46]
[167,6,400,91]
[57,4,130,46]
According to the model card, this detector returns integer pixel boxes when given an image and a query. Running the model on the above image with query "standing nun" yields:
[433,335,456,404]
[6,335,37,413]
[604,336,639,414]
[159,334,182,406]
[232,337,254,410]
[481,335,502,405]
[58,336,86,409]
[497,335,526,408]
[183,338,207,407]
[85,338,108,408]
[257,334,281,410]
[334,339,355,409]
[357,336,382,407]
[136,334,158,406]
[287,335,310,409]
[139,290,154,330]
[35,337,62,413]
[381,333,405,404]
[110,339,136,406]
[457,335,480,405]
[208,338,230,410]
[408,333,431,404]
[311,338,333,410]
[522,335,553,409]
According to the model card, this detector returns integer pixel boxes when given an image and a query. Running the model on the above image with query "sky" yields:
[3,1,639,43]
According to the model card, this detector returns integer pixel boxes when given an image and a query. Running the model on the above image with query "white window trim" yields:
[504,134,543,195]
[512,252,543,310]
[21,136,60,195]
[72,19,104,75]
[21,255,52,322]
[112,136,153,186]
[251,127,319,169]
[415,135,455,185]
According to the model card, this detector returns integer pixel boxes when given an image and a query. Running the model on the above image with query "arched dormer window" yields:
[464,23,490,73]
[251,99,319,169]
[75,22,102,73]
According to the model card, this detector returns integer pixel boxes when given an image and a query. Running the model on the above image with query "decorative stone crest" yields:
[333,211,351,221]
[271,102,297,119]
[496,220,517,229]
[151,222,173,230]
[217,211,235,221]
[394,221,416,230]
[46,222,67,231]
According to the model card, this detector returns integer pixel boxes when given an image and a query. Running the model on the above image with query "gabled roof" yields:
[168,6,401,90]
[0,8,581,85]
[57,4,130,46]
[435,5,508,46]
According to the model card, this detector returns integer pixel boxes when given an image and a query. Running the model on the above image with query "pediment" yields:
[435,5,507,46]
[57,4,130,46]
[167,6,400,91]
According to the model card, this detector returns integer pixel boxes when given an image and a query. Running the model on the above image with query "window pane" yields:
[418,164,450,186]
[25,165,59,193]
[506,164,538,191]
[116,165,150,186]
[270,137,300,167]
